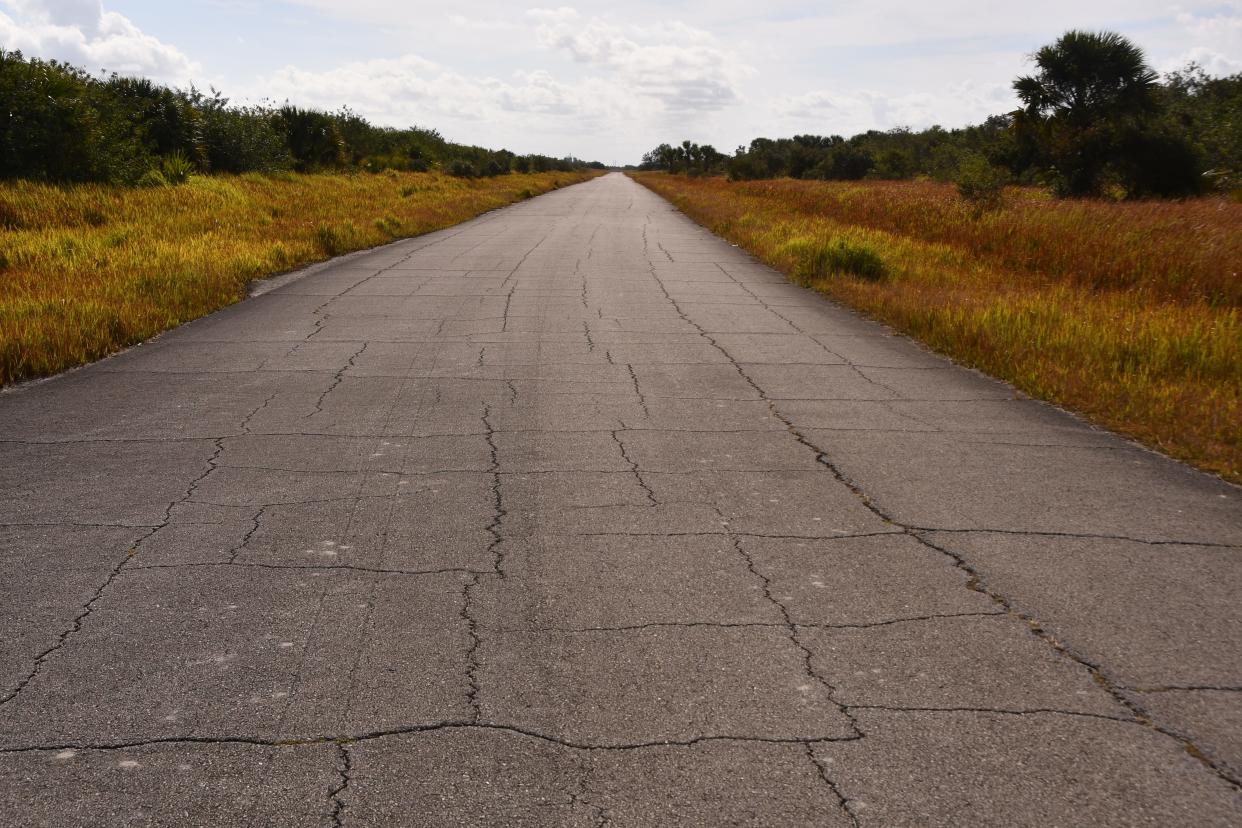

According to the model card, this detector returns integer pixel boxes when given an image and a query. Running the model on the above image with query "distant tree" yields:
[278,106,346,171]
[0,50,602,184]
[192,89,290,174]
[1162,64,1242,191]
[639,141,725,175]
[638,143,677,171]
[1013,30,1202,196]
[0,50,149,182]
[955,153,1009,210]
[1014,31,1159,126]
[814,141,874,180]
[687,143,725,175]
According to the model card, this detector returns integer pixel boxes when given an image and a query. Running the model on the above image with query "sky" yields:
[2,1,1240,164]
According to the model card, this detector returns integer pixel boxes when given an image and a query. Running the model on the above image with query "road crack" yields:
[327,742,351,827]
[638,206,1242,791]
[481,405,508,578]
[611,430,658,507]
[305,342,369,419]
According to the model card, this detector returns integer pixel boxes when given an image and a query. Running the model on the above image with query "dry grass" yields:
[634,173,1242,484]
[0,170,597,385]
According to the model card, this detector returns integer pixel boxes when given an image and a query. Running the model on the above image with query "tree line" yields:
[640,31,1242,199]
[0,49,603,185]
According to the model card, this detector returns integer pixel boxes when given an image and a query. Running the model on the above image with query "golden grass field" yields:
[0,170,596,385]
[635,173,1242,484]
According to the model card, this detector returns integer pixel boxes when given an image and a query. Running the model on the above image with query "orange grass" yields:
[0,170,597,385]
[635,173,1242,484]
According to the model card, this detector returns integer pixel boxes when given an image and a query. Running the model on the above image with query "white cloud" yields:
[445,13,519,32]
[531,11,754,112]
[1176,8,1242,42]
[255,51,633,136]
[776,80,1015,134]
[1163,9,1242,74]
[244,9,749,153]
[0,0,197,83]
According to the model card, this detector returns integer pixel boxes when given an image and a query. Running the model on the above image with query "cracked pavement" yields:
[1,172,1240,826]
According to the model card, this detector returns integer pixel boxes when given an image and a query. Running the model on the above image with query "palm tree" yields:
[1012,31,1180,196]
[1015,30,1159,125]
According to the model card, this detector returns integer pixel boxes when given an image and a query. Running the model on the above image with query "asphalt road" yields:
[1,172,1239,825]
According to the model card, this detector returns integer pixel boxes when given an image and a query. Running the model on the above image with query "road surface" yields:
[1,172,1239,825]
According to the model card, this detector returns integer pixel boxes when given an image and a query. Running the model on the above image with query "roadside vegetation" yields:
[633,174,1241,483]
[640,32,1241,201]
[634,30,1242,482]
[0,170,595,386]
[0,50,604,385]
[0,49,602,183]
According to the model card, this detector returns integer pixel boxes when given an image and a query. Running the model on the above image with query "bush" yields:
[784,236,887,283]
[196,96,290,174]
[137,169,169,188]
[362,153,416,173]
[0,50,149,183]
[313,221,360,256]
[816,144,875,180]
[160,152,195,185]
[279,106,346,172]
[447,159,476,178]
[727,153,767,181]
[956,154,1009,210]
[1110,125,1205,198]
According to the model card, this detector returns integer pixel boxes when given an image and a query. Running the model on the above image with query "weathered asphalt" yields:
[1,172,1239,825]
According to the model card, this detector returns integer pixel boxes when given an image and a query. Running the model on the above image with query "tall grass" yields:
[0,170,596,384]
[634,173,1242,484]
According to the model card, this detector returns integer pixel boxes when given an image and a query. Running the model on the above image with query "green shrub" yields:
[447,159,477,178]
[160,152,195,185]
[784,236,887,283]
[361,154,414,174]
[137,169,169,188]
[196,95,291,174]
[313,221,360,256]
[279,106,346,172]
[955,153,1009,210]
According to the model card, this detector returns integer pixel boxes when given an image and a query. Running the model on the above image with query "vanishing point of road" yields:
[1,173,1239,825]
